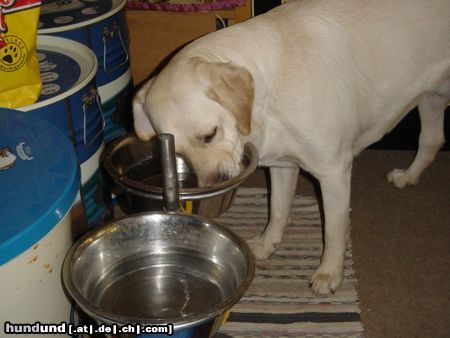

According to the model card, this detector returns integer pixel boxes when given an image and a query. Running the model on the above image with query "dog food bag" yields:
[0,0,42,108]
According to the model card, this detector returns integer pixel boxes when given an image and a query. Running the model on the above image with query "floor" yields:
[242,149,450,338]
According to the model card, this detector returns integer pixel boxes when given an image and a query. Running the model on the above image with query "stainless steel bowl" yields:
[102,133,258,217]
[62,212,255,336]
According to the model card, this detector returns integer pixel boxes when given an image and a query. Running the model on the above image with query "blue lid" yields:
[39,0,113,30]
[37,50,81,101]
[0,108,80,265]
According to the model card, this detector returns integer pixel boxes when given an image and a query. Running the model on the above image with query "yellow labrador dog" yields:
[132,0,450,294]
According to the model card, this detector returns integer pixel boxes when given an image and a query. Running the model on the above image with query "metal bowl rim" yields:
[62,211,255,328]
[101,133,259,200]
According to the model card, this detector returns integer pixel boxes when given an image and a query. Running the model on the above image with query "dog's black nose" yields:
[218,172,231,183]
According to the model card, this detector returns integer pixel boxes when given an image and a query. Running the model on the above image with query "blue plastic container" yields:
[19,35,111,227]
[0,108,81,332]
[38,0,133,143]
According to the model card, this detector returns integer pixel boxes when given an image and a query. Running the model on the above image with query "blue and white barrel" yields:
[0,108,82,337]
[38,0,133,143]
[19,35,112,228]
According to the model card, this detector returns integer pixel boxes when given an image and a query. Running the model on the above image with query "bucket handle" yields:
[102,22,129,74]
[83,88,105,147]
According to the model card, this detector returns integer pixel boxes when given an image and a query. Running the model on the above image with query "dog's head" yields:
[133,56,254,186]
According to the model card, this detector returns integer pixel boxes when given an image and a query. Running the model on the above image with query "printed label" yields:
[0,34,26,71]
[0,0,41,34]
[0,141,33,172]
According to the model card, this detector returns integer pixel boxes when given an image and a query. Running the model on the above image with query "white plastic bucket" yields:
[0,108,82,337]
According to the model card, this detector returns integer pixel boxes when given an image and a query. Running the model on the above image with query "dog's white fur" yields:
[133,0,450,294]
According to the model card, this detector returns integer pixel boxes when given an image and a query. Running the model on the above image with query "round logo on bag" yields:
[0,35,27,72]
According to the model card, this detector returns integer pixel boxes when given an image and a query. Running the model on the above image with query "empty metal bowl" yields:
[62,212,255,336]
[102,133,258,217]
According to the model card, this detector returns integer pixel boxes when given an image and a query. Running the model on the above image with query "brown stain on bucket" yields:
[43,263,53,273]
[29,255,38,264]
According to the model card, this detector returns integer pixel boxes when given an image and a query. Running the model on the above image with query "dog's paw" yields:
[310,266,343,295]
[386,169,418,188]
[247,236,276,260]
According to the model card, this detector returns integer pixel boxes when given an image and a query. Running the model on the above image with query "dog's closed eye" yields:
[202,127,218,144]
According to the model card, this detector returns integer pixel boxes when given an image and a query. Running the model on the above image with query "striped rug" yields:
[214,188,364,338]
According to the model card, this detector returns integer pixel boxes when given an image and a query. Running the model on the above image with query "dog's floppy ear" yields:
[132,78,156,141]
[191,57,254,135]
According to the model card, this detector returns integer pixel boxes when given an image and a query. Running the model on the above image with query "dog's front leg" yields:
[311,160,352,295]
[247,166,299,260]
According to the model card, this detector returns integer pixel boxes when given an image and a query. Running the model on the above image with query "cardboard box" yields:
[126,10,217,85]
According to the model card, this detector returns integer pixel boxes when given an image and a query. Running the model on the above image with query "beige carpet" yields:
[215,188,363,337]
[241,149,450,338]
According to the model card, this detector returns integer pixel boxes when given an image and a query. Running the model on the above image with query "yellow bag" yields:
[0,0,42,108]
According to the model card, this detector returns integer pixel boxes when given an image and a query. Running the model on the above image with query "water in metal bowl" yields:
[102,133,258,217]
[62,212,255,336]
